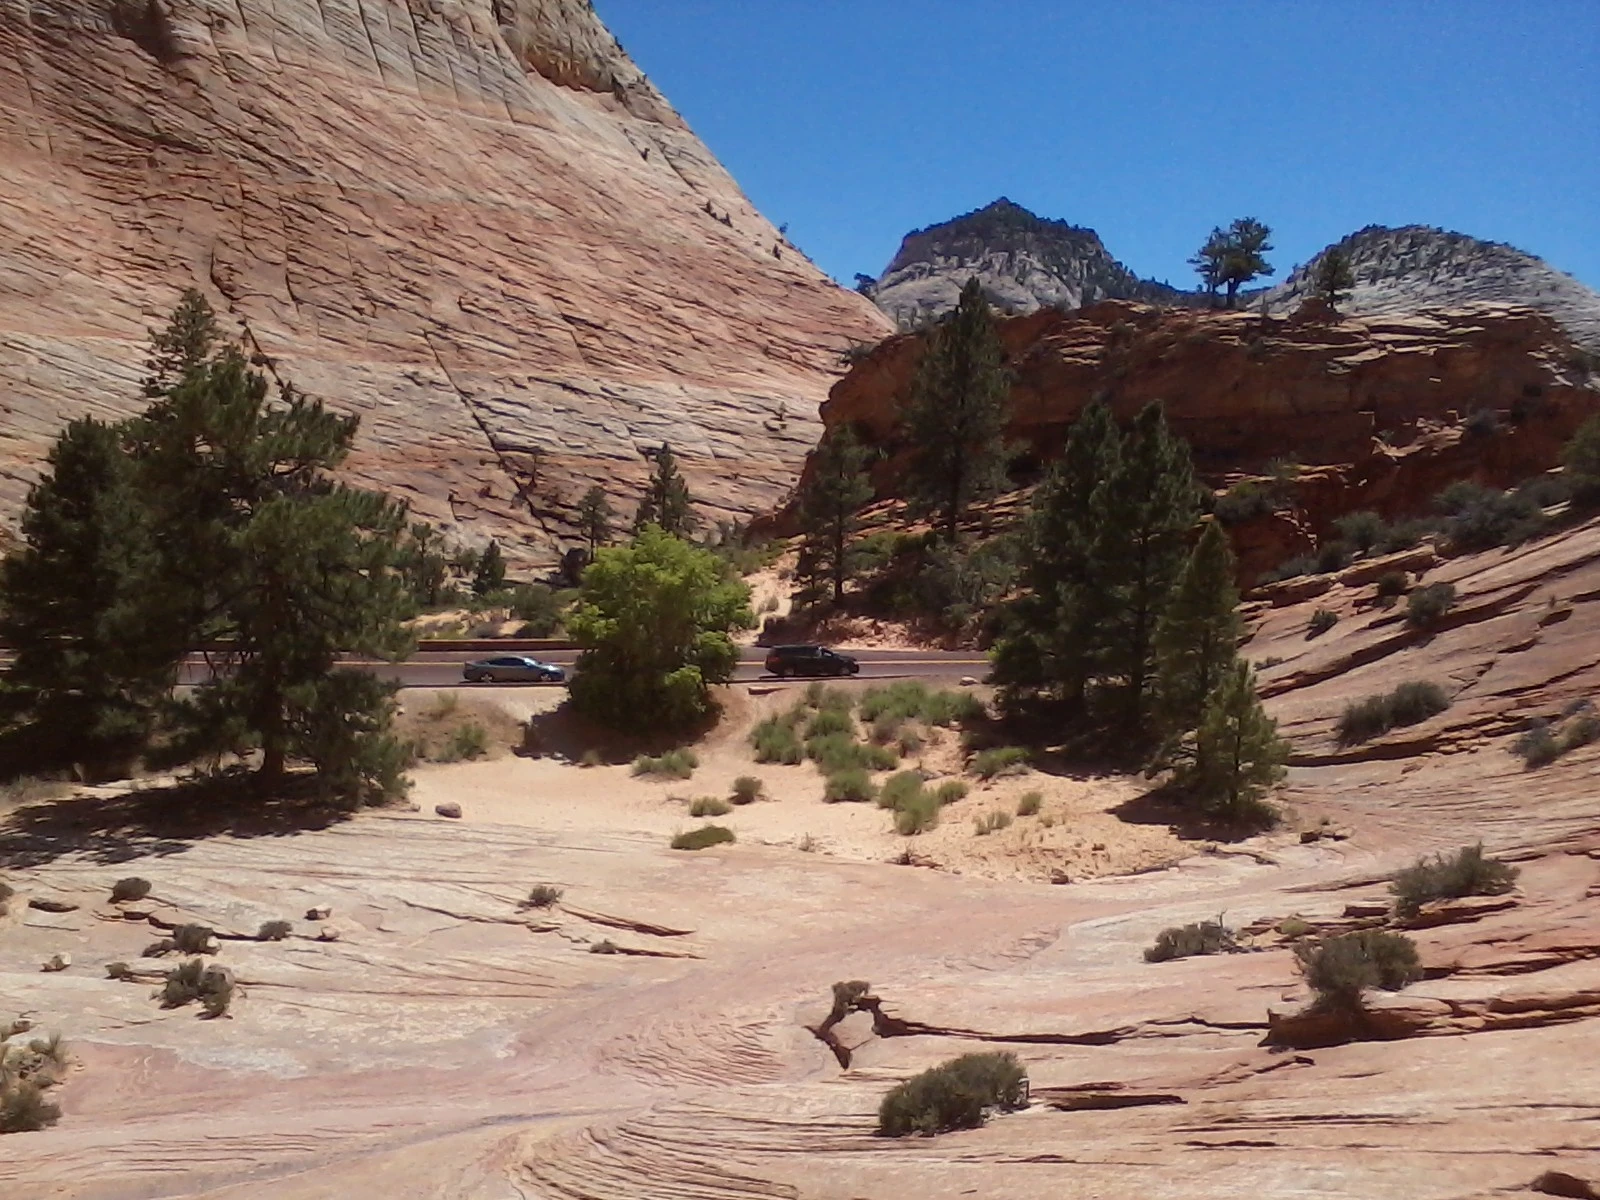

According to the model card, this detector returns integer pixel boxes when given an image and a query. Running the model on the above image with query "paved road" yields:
[158,648,991,689]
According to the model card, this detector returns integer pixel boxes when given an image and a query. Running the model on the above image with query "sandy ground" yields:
[403,681,1192,884]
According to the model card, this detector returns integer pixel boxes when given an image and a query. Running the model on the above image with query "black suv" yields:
[763,644,860,678]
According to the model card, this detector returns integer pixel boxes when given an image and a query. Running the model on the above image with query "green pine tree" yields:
[142,287,221,398]
[577,484,614,561]
[634,443,696,537]
[796,425,874,604]
[1312,247,1356,312]
[902,278,1012,542]
[1188,228,1228,307]
[1154,518,1241,739]
[473,539,506,596]
[1096,401,1200,733]
[1180,659,1286,826]
[1217,218,1274,308]
[398,522,450,609]
[0,418,172,772]
[131,341,413,802]
[992,401,1119,711]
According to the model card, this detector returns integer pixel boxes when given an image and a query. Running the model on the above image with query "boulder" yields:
[434,803,463,820]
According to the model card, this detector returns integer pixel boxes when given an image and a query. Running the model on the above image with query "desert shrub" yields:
[807,733,896,773]
[1513,705,1599,769]
[438,721,489,763]
[823,769,876,804]
[932,780,969,806]
[923,689,985,727]
[670,825,735,851]
[159,958,208,1008]
[171,924,216,955]
[730,775,763,804]
[521,884,564,909]
[751,717,803,764]
[895,791,940,835]
[0,1079,61,1133]
[877,1051,1027,1138]
[1374,570,1408,601]
[1307,607,1339,638]
[868,713,904,744]
[111,877,151,903]
[1015,791,1042,817]
[1294,930,1421,1011]
[1375,518,1430,555]
[579,748,604,768]
[805,707,856,740]
[1390,844,1519,918]
[970,746,1029,779]
[1563,413,1600,505]
[1405,582,1457,628]
[1315,541,1352,574]
[256,920,292,941]
[1333,510,1387,554]
[1213,481,1282,525]
[1434,480,1544,550]
[631,749,698,779]
[1276,916,1312,938]
[1512,719,1560,768]
[973,810,1012,836]
[508,583,563,636]
[689,796,732,817]
[1464,407,1500,437]
[589,939,619,954]
[896,727,926,756]
[804,682,853,712]
[1336,681,1450,745]
[106,961,133,979]
[877,770,925,811]
[1561,709,1600,753]
[1144,920,1237,963]
[1259,554,1317,585]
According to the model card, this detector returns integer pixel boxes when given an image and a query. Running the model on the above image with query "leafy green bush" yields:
[1391,844,1518,917]
[1213,480,1283,525]
[1562,413,1600,506]
[868,713,904,744]
[923,689,985,727]
[1015,791,1042,817]
[256,919,292,941]
[111,877,151,903]
[631,749,699,779]
[806,733,896,773]
[509,583,563,636]
[804,682,853,712]
[1513,720,1561,768]
[877,770,926,811]
[1433,481,1545,550]
[972,810,1012,835]
[858,681,931,723]
[671,825,735,851]
[895,791,940,835]
[1333,510,1387,553]
[1307,607,1338,638]
[933,780,969,806]
[1405,582,1457,628]
[1144,920,1237,962]
[877,1051,1027,1138]
[1374,570,1408,601]
[750,716,803,764]
[1259,554,1318,585]
[1336,681,1450,745]
[970,746,1029,779]
[1294,930,1421,1011]
[823,769,876,804]
[689,796,731,817]
[730,775,763,804]
[805,707,855,740]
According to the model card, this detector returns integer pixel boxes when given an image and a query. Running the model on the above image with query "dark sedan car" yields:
[763,644,860,678]
[462,655,566,684]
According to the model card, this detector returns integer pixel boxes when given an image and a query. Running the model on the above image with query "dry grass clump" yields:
[1145,920,1237,962]
[255,920,293,942]
[689,796,732,817]
[730,775,763,804]
[632,749,699,779]
[970,746,1029,779]
[823,769,876,804]
[521,884,564,909]
[111,877,151,903]
[973,810,1012,836]
[1390,844,1518,917]
[670,825,735,851]
[1015,791,1042,817]
[0,1027,68,1133]
[1336,681,1450,745]
[1512,701,1599,768]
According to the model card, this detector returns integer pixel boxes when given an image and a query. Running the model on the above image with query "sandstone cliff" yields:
[863,198,1186,328]
[1266,225,1600,352]
[0,0,891,563]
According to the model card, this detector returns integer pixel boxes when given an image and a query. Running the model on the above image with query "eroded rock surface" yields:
[0,0,890,563]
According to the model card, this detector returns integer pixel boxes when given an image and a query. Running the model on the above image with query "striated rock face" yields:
[862,198,1186,328]
[812,300,1600,547]
[1265,225,1600,352]
[0,0,890,563]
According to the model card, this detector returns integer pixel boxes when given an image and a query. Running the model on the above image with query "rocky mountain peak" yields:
[863,198,1185,327]
[1266,225,1600,351]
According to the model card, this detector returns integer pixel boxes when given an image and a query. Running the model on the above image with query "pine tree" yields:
[131,341,413,802]
[992,401,1119,711]
[796,425,874,604]
[1096,401,1200,733]
[1217,218,1274,308]
[473,539,506,596]
[1154,519,1241,739]
[1181,659,1286,826]
[1188,228,1228,307]
[902,278,1012,542]
[1313,247,1355,312]
[0,419,172,772]
[634,443,696,537]
[398,522,450,609]
[142,288,221,398]
[577,485,614,561]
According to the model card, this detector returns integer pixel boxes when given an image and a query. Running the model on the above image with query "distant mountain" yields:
[861,198,1188,327]
[1264,225,1600,351]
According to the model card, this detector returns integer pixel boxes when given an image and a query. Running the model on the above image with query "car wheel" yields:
[851,664,860,675]
[464,671,484,683]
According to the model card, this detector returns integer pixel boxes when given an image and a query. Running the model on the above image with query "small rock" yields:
[1091,842,1106,852]
[1532,1170,1599,1199]
[305,904,332,921]
[959,676,979,687]
[435,802,463,819]
[1343,901,1391,919]
[4,1017,34,1037]
[1299,829,1322,844]
[28,897,79,913]
[41,952,71,972]
[1048,868,1071,885]
[317,924,342,942]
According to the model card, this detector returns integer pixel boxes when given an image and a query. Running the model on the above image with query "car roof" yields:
[771,644,822,652]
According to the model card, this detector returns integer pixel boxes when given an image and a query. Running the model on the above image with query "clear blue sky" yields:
[595,1,1599,291]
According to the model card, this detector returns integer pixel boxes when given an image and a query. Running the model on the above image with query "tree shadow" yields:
[1110,780,1268,845]
[516,698,722,765]
[0,769,357,869]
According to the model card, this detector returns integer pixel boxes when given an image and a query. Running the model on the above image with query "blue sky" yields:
[595,1,1599,292]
